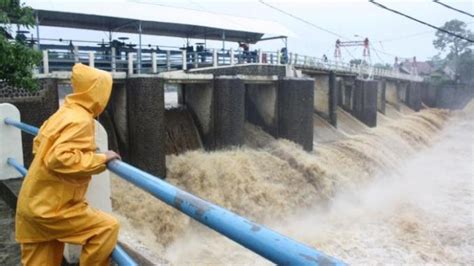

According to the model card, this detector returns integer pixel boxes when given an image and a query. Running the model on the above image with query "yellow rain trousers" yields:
[16,63,119,266]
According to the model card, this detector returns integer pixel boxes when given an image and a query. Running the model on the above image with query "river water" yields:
[112,106,473,265]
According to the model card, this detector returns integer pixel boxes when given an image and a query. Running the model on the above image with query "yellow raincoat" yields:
[16,63,119,266]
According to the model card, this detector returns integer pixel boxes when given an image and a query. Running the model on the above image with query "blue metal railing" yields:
[4,118,346,265]
[5,157,138,266]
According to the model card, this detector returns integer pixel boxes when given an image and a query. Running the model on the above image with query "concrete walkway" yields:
[0,197,20,265]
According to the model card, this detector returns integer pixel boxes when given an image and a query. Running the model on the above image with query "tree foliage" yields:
[433,19,473,59]
[432,19,474,85]
[0,0,41,91]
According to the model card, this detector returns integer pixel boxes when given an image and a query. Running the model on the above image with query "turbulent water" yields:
[111,106,474,265]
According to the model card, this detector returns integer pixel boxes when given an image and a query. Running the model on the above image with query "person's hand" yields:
[104,150,121,162]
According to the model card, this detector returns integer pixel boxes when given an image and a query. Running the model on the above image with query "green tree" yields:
[433,19,473,59]
[433,19,474,84]
[0,0,41,91]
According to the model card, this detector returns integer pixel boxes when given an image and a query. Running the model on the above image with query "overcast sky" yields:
[25,0,473,64]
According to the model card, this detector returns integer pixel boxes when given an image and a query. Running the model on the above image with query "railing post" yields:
[258,49,262,63]
[88,52,94,68]
[111,47,116,73]
[128,53,134,75]
[294,53,298,65]
[230,49,235,66]
[182,50,187,70]
[0,103,24,180]
[277,50,281,65]
[166,50,171,71]
[303,55,307,66]
[74,46,79,63]
[288,52,293,65]
[152,51,157,73]
[194,51,198,68]
[42,50,49,74]
[213,49,218,67]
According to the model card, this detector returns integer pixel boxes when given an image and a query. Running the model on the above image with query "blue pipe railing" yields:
[3,118,346,265]
[4,117,39,135]
[7,158,28,176]
[5,157,138,266]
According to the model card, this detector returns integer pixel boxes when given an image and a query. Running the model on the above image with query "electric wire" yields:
[433,0,473,18]
[369,0,474,42]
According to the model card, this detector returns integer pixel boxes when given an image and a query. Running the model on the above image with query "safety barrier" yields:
[37,43,421,81]
[0,104,346,265]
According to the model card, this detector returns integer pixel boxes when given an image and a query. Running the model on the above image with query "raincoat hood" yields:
[66,63,113,117]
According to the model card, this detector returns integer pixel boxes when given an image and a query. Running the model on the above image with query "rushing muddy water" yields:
[111,106,473,265]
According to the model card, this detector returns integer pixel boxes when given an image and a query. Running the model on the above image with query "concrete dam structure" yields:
[1,62,473,264]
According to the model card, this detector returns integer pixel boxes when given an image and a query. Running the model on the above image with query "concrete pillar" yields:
[328,71,337,127]
[377,79,386,114]
[352,79,378,127]
[278,77,314,151]
[406,82,422,111]
[125,77,165,177]
[213,76,245,149]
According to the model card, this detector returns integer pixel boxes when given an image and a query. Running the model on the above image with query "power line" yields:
[433,0,473,18]
[258,0,347,39]
[369,0,474,43]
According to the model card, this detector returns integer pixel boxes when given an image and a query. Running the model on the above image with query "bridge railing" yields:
[37,45,422,81]
[0,103,345,265]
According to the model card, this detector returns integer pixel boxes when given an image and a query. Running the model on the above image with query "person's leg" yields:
[58,209,119,266]
[21,240,64,266]
[79,211,119,266]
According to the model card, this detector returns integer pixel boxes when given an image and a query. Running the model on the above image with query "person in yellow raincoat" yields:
[16,63,121,265]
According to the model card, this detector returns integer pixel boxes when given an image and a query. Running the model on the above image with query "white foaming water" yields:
[277,114,474,265]
[112,109,473,264]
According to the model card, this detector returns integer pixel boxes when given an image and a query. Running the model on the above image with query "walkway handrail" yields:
[6,157,138,266]
[4,118,345,265]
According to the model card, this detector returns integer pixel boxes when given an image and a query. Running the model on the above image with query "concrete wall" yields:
[313,74,330,116]
[435,84,474,109]
[420,82,437,107]
[405,82,422,111]
[183,83,214,148]
[352,79,378,127]
[385,80,400,109]
[99,82,129,159]
[0,79,58,166]
[398,81,408,105]
[245,83,278,136]
[278,78,314,151]
[125,77,166,177]
[340,77,356,111]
